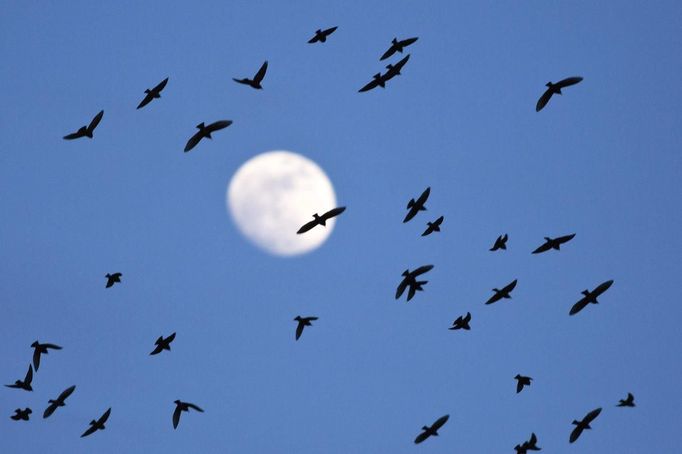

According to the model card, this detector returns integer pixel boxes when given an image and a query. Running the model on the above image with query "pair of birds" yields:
[403,186,445,235]
[358,36,418,92]
[6,341,62,391]
[489,233,576,253]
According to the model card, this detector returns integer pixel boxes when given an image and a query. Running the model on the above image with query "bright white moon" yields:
[227,150,338,256]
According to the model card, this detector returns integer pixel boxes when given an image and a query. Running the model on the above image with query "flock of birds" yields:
[7,24,634,451]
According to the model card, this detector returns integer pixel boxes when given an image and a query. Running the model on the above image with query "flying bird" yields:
[105,272,122,288]
[414,414,449,444]
[490,234,508,251]
[137,77,169,109]
[514,432,541,453]
[403,187,430,223]
[233,61,268,89]
[395,265,434,302]
[617,392,635,407]
[383,54,410,81]
[63,110,104,140]
[358,73,387,92]
[81,407,111,438]
[569,279,614,315]
[172,400,203,429]
[422,216,444,236]
[532,233,576,254]
[308,26,337,43]
[10,408,32,421]
[150,332,176,355]
[183,120,232,152]
[5,364,33,391]
[296,207,346,234]
[294,316,318,340]
[449,312,471,330]
[31,341,62,372]
[569,407,602,443]
[536,76,583,112]
[380,36,418,60]
[514,374,532,393]
[43,385,76,418]
[485,279,518,305]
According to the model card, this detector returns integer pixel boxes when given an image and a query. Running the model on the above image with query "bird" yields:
[150,332,176,355]
[172,400,203,429]
[380,36,418,60]
[137,77,169,109]
[43,385,76,418]
[514,374,532,393]
[296,207,346,234]
[536,76,583,112]
[308,26,337,43]
[31,341,62,372]
[422,216,444,236]
[617,392,635,407]
[531,233,576,254]
[514,432,541,453]
[63,110,104,140]
[569,407,602,443]
[449,312,471,330]
[395,265,434,302]
[485,279,518,304]
[569,279,614,315]
[10,408,31,421]
[294,316,318,340]
[5,364,33,391]
[383,54,410,81]
[233,61,268,89]
[183,120,232,152]
[414,414,449,444]
[105,272,122,288]
[490,234,508,251]
[403,187,430,223]
[80,407,111,438]
[358,73,387,92]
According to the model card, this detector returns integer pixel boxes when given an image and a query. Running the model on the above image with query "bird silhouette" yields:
[43,385,76,418]
[380,36,418,60]
[403,187,430,223]
[485,279,517,304]
[294,316,318,340]
[383,54,410,81]
[569,407,602,443]
[137,77,169,109]
[233,61,268,89]
[31,341,62,372]
[422,216,444,236]
[617,392,635,407]
[10,408,32,421]
[358,73,388,92]
[514,374,532,393]
[490,234,508,251]
[569,279,614,315]
[414,414,449,444]
[150,332,176,355]
[81,407,111,438]
[514,432,541,453]
[63,110,104,140]
[395,265,434,302]
[105,272,122,288]
[449,312,471,330]
[183,120,232,152]
[536,76,583,112]
[532,233,576,254]
[296,207,346,234]
[308,26,337,43]
[5,364,33,391]
[173,400,203,429]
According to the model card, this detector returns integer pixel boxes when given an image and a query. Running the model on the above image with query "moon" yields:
[227,150,339,256]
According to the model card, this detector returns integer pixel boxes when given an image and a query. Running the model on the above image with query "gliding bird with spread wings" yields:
[184,120,232,152]
[137,77,169,109]
[297,207,346,234]
[81,407,111,438]
[63,110,104,140]
[536,76,583,112]
[233,61,268,89]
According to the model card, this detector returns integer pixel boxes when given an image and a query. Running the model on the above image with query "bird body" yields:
[536,76,583,112]
[414,414,449,444]
[233,61,268,89]
[81,407,111,437]
[184,120,232,152]
[150,332,176,355]
[31,341,62,371]
[569,279,614,315]
[294,316,318,340]
[296,207,346,234]
[137,77,168,109]
[308,26,337,43]
[173,400,203,429]
[63,110,104,140]
[514,432,541,453]
[570,407,602,443]
[485,279,517,304]
[532,233,576,254]
[380,36,418,60]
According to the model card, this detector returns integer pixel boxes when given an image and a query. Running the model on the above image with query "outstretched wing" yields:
[154,77,169,92]
[416,187,431,206]
[81,424,98,438]
[98,408,112,424]
[33,349,41,371]
[323,26,338,36]
[569,425,583,443]
[556,76,583,89]
[556,233,576,244]
[400,37,419,47]
[569,295,590,315]
[254,61,268,84]
[593,280,614,297]
[485,292,502,305]
[414,430,430,444]
[87,110,104,133]
[411,265,434,277]
[295,322,304,340]
[184,131,203,152]
[297,218,320,234]
[187,403,203,412]
[172,405,181,429]
[584,407,602,424]
[432,414,449,431]
[395,277,408,299]
[43,402,58,419]
[137,92,154,109]
[63,129,85,140]
[58,385,76,402]
[536,88,553,112]
[532,240,552,254]
[380,43,398,61]
[358,77,381,93]
[166,332,176,343]
[503,279,518,293]
[321,206,346,221]
[24,365,33,384]
[206,120,232,134]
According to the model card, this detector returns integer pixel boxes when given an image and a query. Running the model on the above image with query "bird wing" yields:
[380,44,397,61]
[556,233,576,244]
[295,322,304,340]
[297,218,320,234]
[529,432,537,445]
[556,76,583,88]
[98,407,112,424]
[416,187,431,206]
[485,292,502,305]
[184,130,203,152]
[516,380,524,393]
[464,312,471,322]
[137,93,154,109]
[306,316,319,321]
[358,77,381,92]
[43,402,57,418]
[593,280,614,296]
[63,130,85,140]
[584,407,602,423]
[150,345,163,355]
[392,54,410,73]
[503,279,518,293]
[324,26,338,36]
[44,343,62,350]
[321,206,346,221]
[434,216,444,225]
[254,61,268,83]
[81,424,97,438]
[87,110,104,133]
[154,77,169,92]
[58,385,76,402]
[166,332,176,343]
[400,37,419,47]
[432,414,449,430]
[414,430,429,444]
[308,34,320,44]
[627,392,634,402]
[25,365,33,384]
[569,295,590,315]
[186,403,204,412]
[532,240,552,254]
[569,425,583,443]
[33,349,41,371]
[406,284,417,301]
[403,206,419,223]
[206,120,232,133]
[172,405,181,429]
[411,265,434,277]
[395,277,408,299]
[536,88,553,112]
[233,78,250,85]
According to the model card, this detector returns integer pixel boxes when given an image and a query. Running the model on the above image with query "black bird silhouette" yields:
[485,279,517,305]
[449,312,471,330]
[395,265,434,301]
[414,414,449,444]
[137,77,169,109]
[150,332,176,355]
[514,432,541,453]
[296,207,346,234]
[5,364,33,391]
[515,374,532,393]
[536,76,583,112]
[422,216,444,236]
[43,385,76,418]
[31,341,62,372]
[532,233,576,254]
[63,110,104,140]
[183,120,233,152]
[105,272,122,288]
[10,408,32,421]
[358,73,388,92]
[380,36,418,60]
[172,400,203,429]
[294,316,318,340]
[403,187,430,223]
[233,61,268,89]
[490,234,508,251]
[569,279,614,315]
[308,26,337,43]
[81,407,111,438]
[617,392,635,407]
[569,407,602,443]
[383,54,410,81]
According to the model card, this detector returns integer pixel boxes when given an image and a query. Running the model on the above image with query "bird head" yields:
[545,82,554,88]
[392,38,398,44]
[144,89,151,94]
[514,374,522,379]
[26,409,32,414]
[294,316,302,321]
[402,270,410,277]
[174,400,182,405]
[196,122,206,130]
[31,341,39,347]
[571,419,580,426]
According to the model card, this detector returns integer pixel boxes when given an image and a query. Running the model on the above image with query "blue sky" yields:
[1,1,681,452]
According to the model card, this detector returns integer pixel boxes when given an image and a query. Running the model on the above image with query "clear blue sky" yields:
[1,1,681,452]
